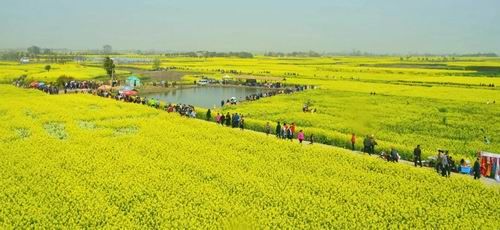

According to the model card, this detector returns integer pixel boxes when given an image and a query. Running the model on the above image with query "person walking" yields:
[265,122,271,136]
[441,153,449,177]
[436,151,443,174]
[413,145,422,167]
[225,113,231,127]
[206,109,212,121]
[220,114,225,126]
[390,147,399,162]
[282,123,288,139]
[473,157,481,180]
[447,155,455,176]
[232,113,239,128]
[290,123,296,138]
[239,115,245,130]
[275,122,281,138]
[369,135,377,155]
[363,135,370,154]
[215,113,221,124]
[350,133,356,151]
[297,130,305,144]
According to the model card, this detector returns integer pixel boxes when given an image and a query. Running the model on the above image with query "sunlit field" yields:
[2,0,499,228]
[0,85,498,228]
[0,61,129,83]
[2,56,499,161]
[129,56,500,160]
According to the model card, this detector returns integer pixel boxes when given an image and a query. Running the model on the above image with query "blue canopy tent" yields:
[126,76,141,87]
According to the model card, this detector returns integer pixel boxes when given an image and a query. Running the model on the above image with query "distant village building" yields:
[20,57,30,64]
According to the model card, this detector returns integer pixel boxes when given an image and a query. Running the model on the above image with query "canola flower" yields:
[0,85,499,228]
[218,85,500,160]
[134,55,499,160]
[3,56,498,162]
[0,62,129,83]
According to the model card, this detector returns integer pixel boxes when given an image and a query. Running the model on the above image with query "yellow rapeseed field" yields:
[149,56,499,160]
[0,85,498,228]
[0,62,129,83]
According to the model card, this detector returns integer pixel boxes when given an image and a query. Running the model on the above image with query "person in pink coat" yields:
[297,130,305,144]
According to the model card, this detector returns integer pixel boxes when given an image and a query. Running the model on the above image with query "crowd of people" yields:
[212,114,309,144]
[412,146,483,180]
[94,90,200,118]
[221,85,309,107]
[361,135,378,155]
[479,83,496,88]
[214,112,245,129]
[14,79,61,94]
[63,80,101,91]
[275,122,295,140]
[432,150,482,179]
[350,131,485,180]
[434,150,455,177]
[13,78,106,95]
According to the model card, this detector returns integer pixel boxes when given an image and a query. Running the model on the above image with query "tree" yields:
[0,51,23,61]
[103,45,112,55]
[103,57,115,84]
[42,48,52,55]
[152,58,161,70]
[27,46,41,55]
[45,65,51,72]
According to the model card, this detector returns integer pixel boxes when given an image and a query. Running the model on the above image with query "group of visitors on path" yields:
[63,80,101,91]
[212,111,308,144]
[190,107,492,182]
[431,150,481,180]
[220,85,309,107]
[434,150,455,177]
[213,112,245,130]
[272,122,306,143]
[413,145,483,180]
[360,134,378,155]
[14,78,106,95]
[98,90,200,118]
[15,79,60,94]
[351,132,484,180]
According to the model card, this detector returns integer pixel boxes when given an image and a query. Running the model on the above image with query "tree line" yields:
[163,51,253,58]
[0,45,86,63]
[264,51,322,57]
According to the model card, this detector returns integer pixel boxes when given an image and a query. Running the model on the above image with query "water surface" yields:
[143,86,272,108]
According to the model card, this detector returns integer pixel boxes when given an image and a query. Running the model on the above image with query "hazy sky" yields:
[0,0,499,53]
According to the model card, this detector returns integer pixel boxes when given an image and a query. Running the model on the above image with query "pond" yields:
[142,86,272,108]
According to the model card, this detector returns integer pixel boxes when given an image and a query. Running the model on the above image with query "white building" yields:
[20,57,30,64]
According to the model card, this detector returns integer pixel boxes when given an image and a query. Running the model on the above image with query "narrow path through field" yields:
[206,121,499,187]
